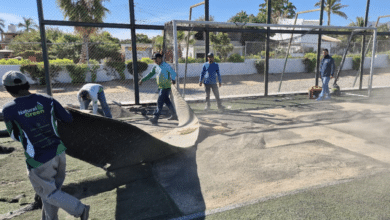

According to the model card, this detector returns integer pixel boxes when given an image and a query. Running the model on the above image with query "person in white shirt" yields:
[77,83,112,118]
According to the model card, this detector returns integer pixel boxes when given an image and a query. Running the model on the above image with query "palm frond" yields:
[332,11,348,19]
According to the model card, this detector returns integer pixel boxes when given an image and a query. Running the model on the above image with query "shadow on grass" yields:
[59,147,205,220]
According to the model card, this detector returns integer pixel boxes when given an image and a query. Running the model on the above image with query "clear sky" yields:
[1,0,390,40]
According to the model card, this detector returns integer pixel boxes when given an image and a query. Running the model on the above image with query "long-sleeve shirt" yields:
[141,62,177,89]
[199,62,222,84]
[3,93,72,169]
[77,83,103,114]
[320,55,335,77]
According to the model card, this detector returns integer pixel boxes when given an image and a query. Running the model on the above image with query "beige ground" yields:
[150,98,390,214]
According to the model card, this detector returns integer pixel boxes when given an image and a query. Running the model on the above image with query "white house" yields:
[0,24,19,59]
[178,31,244,59]
[180,40,244,59]
[271,18,341,55]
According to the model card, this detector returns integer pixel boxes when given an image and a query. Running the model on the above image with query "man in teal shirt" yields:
[139,53,178,125]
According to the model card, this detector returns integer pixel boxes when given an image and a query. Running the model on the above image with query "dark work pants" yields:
[153,88,176,119]
[205,84,222,108]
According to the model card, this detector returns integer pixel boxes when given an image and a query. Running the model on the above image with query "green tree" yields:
[17,17,39,32]
[193,15,216,40]
[314,0,348,26]
[152,35,164,53]
[9,28,66,61]
[258,0,297,24]
[348,16,364,27]
[228,10,267,46]
[377,24,390,41]
[9,28,121,63]
[56,0,109,63]
[8,30,42,54]
[176,30,196,59]
[119,39,131,44]
[89,31,121,61]
[46,28,64,42]
[49,32,82,62]
[229,10,266,24]
[210,32,234,61]
[195,15,215,22]
[346,17,366,46]
[136,34,152,44]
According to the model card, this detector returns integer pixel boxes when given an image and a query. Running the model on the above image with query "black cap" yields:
[152,53,163,59]
[207,52,214,57]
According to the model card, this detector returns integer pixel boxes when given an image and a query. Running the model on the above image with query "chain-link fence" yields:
[0,37,158,107]
[161,20,390,101]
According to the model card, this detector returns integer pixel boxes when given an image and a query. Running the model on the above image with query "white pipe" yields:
[173,20,179,90]
[173,20,377,31]
[278,9,321,93]
[368,29,377,97]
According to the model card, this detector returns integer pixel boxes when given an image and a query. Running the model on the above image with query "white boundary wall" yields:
[0,54,388,85]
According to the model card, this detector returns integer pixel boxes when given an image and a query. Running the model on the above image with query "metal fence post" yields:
[205,0,210,58]
[360,0,370,90]
[264,0,271,96]
[36,0,52,96]
[129,0,139,104]
[315,0,325,87]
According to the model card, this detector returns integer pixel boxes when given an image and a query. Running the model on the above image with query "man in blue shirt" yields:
[317,49,335,101]
[2,71,90,220]
[199,53,224,110]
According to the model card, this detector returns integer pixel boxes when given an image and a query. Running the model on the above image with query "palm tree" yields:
[315,0,348,26]
[56,0,109,63]
[18,17,39,32]
[349,17,365,27]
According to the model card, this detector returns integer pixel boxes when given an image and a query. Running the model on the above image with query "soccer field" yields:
[2,88,390,220]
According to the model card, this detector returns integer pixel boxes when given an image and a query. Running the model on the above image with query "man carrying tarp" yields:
[139,53,178,125]
[2,70,90,220]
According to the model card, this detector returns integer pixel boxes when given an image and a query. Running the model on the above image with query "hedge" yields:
[255,59,265,74]
[127,61,149,76]
[20,64,61,85]
[302,53,317,73]
[104,60,126,80]
[0,58,32,65]
[227,53,244,63]
[65,64,89,84]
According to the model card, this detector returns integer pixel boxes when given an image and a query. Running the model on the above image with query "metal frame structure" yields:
[353,14,390,88]
[183,1,205,98]
[278,8,321,92]
[35,0,388,102]
[169,19,378,96]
